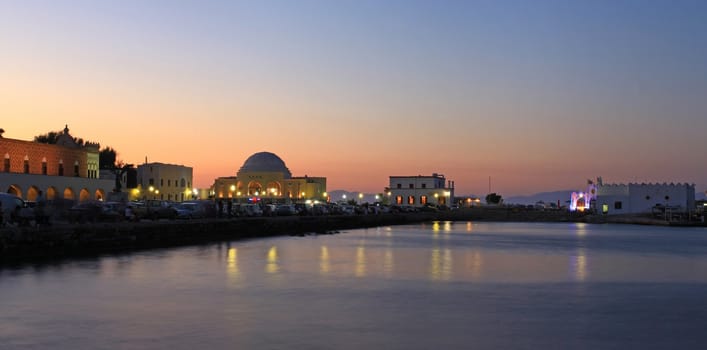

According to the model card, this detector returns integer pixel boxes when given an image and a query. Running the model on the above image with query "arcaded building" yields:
[0,125,113,202]
[212,152,326,203]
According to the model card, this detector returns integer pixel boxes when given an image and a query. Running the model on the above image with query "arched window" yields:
[74,161,79,177]
[180,178,186,187]
[42,157,48,175]
[58,160,64,176]
[23,155,29,173]
[3,153,9,172]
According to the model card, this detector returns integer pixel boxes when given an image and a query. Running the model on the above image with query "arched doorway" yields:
[266,182,281,197]
[46,187,57,200]
[64,187,75,201]
[247,181,263,196]
[7,185,22,198]
[576,197,586,211]
[79,189,90,202]
[27,186,40,201]
[95,189,105,201]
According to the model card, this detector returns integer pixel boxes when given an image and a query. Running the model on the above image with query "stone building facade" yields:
[133,162,194,202]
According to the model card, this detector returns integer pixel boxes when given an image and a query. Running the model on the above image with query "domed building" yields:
[212,152,327,203]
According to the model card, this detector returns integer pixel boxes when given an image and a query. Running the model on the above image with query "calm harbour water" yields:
[2,222,707,349]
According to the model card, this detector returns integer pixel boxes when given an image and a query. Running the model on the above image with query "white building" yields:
[593,180,695,215]
[387,173,455,207]
[134,162,194,202]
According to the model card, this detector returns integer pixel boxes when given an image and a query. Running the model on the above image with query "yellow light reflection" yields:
[431,248,441,280]
[443,221,452,232]
[383,249,394,276]
[431,248,453,281]
[355,246,366,277]
[432,221,440,232]
[466,222,473,232]
[576,222,588,237]
[320,246,330,274]
[227,247,239,279]
[573,248,588,281]
[469,251,483,279]
[266,246,279,274]
[443,248,452,280]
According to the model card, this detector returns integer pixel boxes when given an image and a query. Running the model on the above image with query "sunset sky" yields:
[2,0,706,196]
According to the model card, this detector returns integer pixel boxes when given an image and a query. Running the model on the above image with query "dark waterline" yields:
[2,222,707,349]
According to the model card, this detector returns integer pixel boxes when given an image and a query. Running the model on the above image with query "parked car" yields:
[339,205,356,215]
[133,200,177,220]
[102,201,126,221]
[275,204,297,216]
[0,193,26,225]
[239,204,263,217]
[68,201,104,223]
[174,202,206,219]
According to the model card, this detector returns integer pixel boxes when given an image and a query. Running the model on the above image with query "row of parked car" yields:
[2,191,450,226]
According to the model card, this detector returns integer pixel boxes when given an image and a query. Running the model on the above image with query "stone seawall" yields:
[0,208,627,263]
[0,213,437,263]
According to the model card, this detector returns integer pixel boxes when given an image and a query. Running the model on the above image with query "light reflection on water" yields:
[2,222,707,349]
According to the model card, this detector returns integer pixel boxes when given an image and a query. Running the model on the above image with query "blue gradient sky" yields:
[2,0,706,196]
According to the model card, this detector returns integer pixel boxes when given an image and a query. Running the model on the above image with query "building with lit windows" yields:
[134,162,194,202]
[387,173,455,207]
[212,152,327,203]
[0,126,113,202]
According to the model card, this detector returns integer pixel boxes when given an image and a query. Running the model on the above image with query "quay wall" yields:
[0,213,437,262]
[5,207,695,263]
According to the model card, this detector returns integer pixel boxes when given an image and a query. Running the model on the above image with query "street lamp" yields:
[358,193,364,204]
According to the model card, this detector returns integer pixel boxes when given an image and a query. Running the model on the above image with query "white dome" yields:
[238,152,292,178]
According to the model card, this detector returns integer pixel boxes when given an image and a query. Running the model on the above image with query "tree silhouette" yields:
[99,147,117,169]
[34,130,89,146]
[485,192,503,205]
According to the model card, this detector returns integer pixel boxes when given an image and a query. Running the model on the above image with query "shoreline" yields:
[2,208,703,264]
